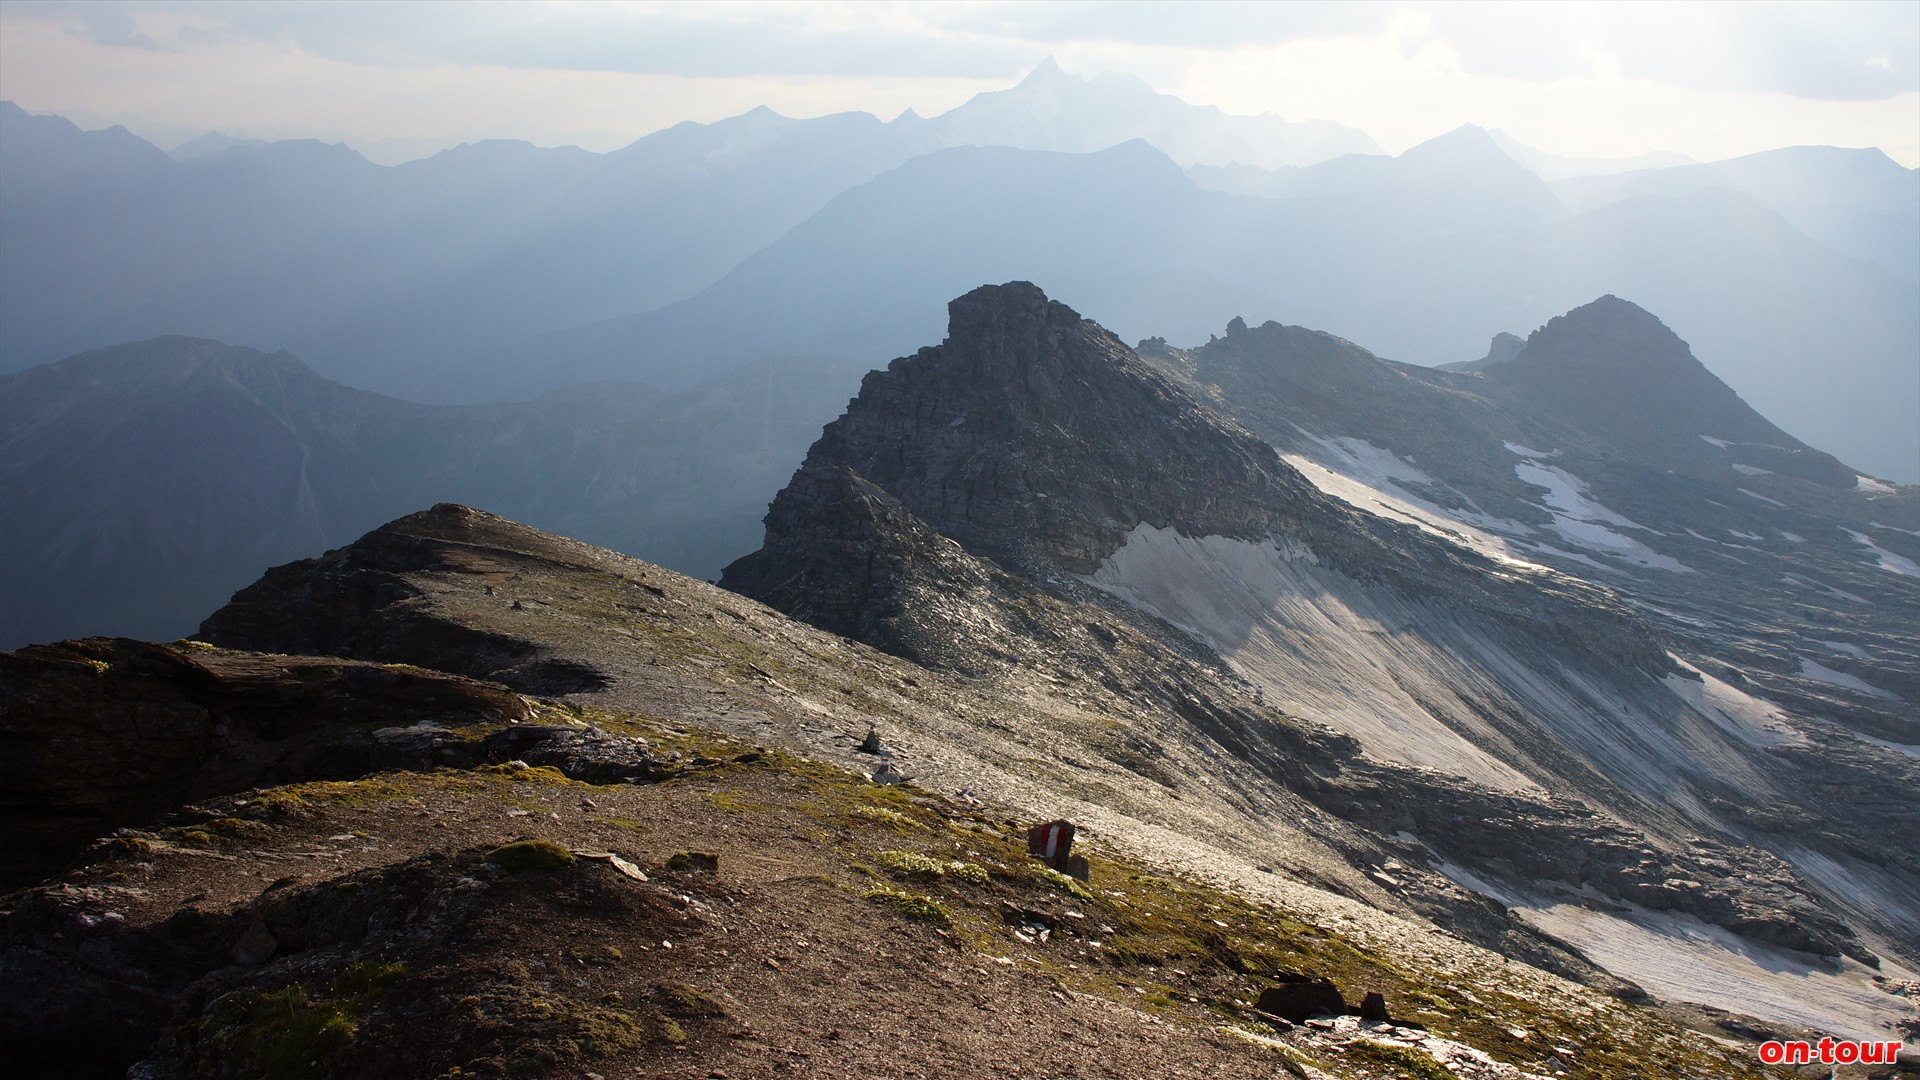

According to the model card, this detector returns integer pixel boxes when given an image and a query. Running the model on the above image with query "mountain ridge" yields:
[721,285,1910,1001]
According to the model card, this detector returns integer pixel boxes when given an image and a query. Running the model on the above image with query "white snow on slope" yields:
[1087,526,1537,791]
[1663,661,1807,748]
[1797,657,1901,701]
[1855,732,1920,760]
[1857,475,1896,495]
[1512,460,1692,572]
[1699,435,1733,448]
[1780,572,1869,605]
[1846,528,1920,578]
[1505,900,1912,1044]
[1280,433,1543,568]
[1739,487,1787,507]
[1731,463,1771,476]
[1087,526,1792,805]
[1502,441,1556,458]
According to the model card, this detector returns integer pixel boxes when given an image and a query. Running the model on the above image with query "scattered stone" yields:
[230,920,278,966]
[571,851,649,882]
[1255,978,1347,1024]
[666,851,719,874]
[481,725,670,784]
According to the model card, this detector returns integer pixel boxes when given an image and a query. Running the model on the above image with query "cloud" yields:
[37,0,173,52]
[2,0,1914,167]
[1420,2,1918,102]
[65,1,1036,79]
[15,1,1915,102]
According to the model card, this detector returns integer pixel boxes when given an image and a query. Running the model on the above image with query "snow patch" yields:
[1855,732,1920,760]
[1524,541,1617,573]
[1780,573,1869,605]
[1279,433,1543,569]
[1699,435,1733,448]
[1507,900,1907,1044]
[1513,461,1692,572]
[1085,526,1542,791]
[1087,526,1795,807]
[1778,530,1804,542]
[1663,661,1807,748]
[1502,441,1556,458]
[1737,487,1786,507]
[1845,528,1920,578]
[1855,474,1895,495]
[1814,639,1868,659]
[1731,463,1771,476]
[1797,657,1900,701]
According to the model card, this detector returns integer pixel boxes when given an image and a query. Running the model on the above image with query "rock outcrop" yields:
[723,282,1886,968]
[0,636,530,887]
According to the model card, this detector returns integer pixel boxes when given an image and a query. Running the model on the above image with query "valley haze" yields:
[1,9,1917,1080]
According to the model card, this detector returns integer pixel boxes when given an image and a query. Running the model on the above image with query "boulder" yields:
[1255,977,1347,1024]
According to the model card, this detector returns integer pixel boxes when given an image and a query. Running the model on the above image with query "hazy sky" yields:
[2,0,1916,166]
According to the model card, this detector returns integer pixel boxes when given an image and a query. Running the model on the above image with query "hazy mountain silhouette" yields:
[0,100,940,398]
[489,131,1918,480]
[925,56,1379,168]
[1554,145,1920,281]
[4,69,1914,477]
[0,336,867,648]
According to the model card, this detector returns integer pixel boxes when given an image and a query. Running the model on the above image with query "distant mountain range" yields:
[2,60,1916,481]
[0,337,865,647]
[496,127,1918,480]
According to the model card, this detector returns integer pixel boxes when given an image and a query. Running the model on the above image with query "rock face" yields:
[1256,978,1347,1024]
[0,636,530,887]
[724,282,1897,971]
[1138,298,1920,971]
[1483,296,1855,487]
[726,283,1669,673]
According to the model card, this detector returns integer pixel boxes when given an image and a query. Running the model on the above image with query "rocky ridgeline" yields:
[1142,292,1920,958]
[722,283,1874,966]
[727,282,1671,674]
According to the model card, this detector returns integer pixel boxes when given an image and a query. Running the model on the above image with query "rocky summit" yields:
[726,283,1918,1031]
[1,286,1915,1080]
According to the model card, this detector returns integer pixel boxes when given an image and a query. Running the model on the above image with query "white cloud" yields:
[2,0,1915,165]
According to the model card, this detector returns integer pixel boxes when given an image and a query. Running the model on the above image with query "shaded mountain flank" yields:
[6,488,1914,1078]
[4,286,1916,1077]
[721,284,1917,1021]
[0,336,868,648]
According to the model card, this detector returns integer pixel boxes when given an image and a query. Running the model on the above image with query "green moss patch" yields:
[486,839,576,874]
[862,885,952,925]
[873,849,989,885]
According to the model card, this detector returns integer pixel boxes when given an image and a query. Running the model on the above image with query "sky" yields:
[1,0,1916,166]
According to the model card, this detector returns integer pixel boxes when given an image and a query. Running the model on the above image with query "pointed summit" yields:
[732,281,1317,579]
[1491,296,1850,484]
[1017,55,1073,88]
